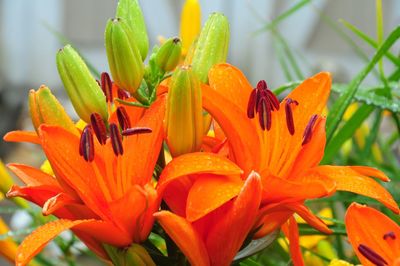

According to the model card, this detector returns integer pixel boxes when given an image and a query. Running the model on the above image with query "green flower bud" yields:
[105,18,145,95]
[56,45,108,123]
[165,66,203,157]
[187,12,230,83]
[104,244,155,266]
[116,0,149,60]
[155,37,182,72]
[29,86,77,133]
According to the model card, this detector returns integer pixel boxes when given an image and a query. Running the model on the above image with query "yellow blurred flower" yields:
[0,217,19,263]
[180,0,201,55]
[328,259,355,266]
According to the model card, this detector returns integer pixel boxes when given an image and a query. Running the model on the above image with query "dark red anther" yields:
[285,98,298,135]
[383,231,396,240]
[79,125,95,162]
[257,97,272,131]
[110,123,123,156]
[90,113,108,145]
[266,90,280,110]
[247,89,257,119]
[122,127,152,136]
[117,88,130,100]
[101,72,113,102]
[358,244,388,266]
[302,114,318,145]
[116,106,131,130]
[256,80,267,90]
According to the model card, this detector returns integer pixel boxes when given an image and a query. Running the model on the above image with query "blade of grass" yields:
[340,19,400,68]
[326,26,400,142]
[273,40,294,81]
[254,0,311,34]
[323,104,374,163]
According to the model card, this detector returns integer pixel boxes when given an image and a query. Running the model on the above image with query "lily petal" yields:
[7,163,60,187]
[42,192,80,216]
[345,203,400,265]
[186,174,244,222]
[157,152,242,193]
[15,219,96,266]
[282,216,305,266]
[206,171,262,266]
[154,211,210,266]
[312,166,399,213]
[3,130,40,144]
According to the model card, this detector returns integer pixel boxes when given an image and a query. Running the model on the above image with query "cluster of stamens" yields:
[80,73,151,162]
[247,80,280,131]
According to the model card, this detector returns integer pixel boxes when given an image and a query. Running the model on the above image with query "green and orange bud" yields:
[180,0,201,55]
[165,66,203,157]
[116,0,149,60]
[28,86,76,133]
[187,12,230,83]
[105,18,144,95]
[104,244,155,266]
[155,37,182,72]
[56,45,108,124]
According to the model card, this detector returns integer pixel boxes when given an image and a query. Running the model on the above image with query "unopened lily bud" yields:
[116,0,149,60]
[28,86,76,133]
[165,66,203,157]
[155,37,182,72]
[105,18,144,95]
[187,12,229,83]
[103,244,155,266]
[56,45,108,123]
[180,0,201,55]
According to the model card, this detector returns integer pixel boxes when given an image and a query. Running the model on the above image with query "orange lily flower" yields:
[345,203,400,266]
[4,91,166,265]
[156,63,398,265]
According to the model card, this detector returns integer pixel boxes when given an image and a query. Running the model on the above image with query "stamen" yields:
[116,106,131,130]
[257,97,272,130]
[122,127,152,136]
[247,89,257,118]
[285,98,298,135]
[90,113,108,145]
[117,88,130,100]
[383,231,396,240]
[358,244,388,266]
[302,114,318,145]
[110,123,123,156]
[247,79,280,130]
[100,72,113,102]
[79,125,95,162]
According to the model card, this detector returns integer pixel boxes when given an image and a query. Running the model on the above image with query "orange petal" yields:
[202,84,261,175]
[282,216,305,266]
[109,185,147,241]
[270,72,331,178]
[208,63,253,112]
[288,117,326,178]
[261,171,335,204]
[154,211,210,266]
[42,192,80,216]
[3,130,40,144]
[7,185,62,208]
[123,95,166,186]
[345,203,400,265]
[313,166,399,213]
[157,152,242,193]
[285,203,332,234]
[39,125,113,221]
[7,163,60,187]
[254,209,293,239]
[186,174,244,222]
[163,176,192,216]
[206,171,262,266]
[15,219,96,266]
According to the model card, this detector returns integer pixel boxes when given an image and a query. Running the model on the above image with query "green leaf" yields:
[331,83,400,112]
[326,26,400,142]
[255,0,311,33]
[323,104,374,163]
